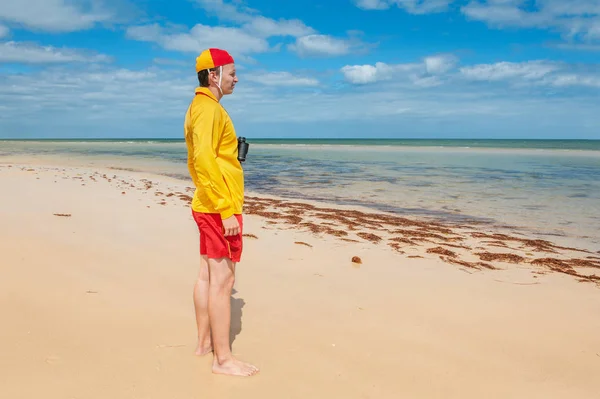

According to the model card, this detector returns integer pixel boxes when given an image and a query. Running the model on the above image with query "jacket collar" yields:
[195,86,218,102]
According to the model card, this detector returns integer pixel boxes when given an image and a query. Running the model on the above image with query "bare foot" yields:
[195,342,213,356]
[212,357,259,377]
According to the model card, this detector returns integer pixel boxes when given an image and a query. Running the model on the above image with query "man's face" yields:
[217,63,238,95]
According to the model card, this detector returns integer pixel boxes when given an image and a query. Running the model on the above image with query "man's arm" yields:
[191,106,235,220]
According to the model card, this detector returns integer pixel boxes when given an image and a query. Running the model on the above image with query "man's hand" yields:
[222,215,240,236]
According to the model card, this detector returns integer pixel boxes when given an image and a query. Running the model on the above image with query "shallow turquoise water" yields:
[2,139,599,248]
[3,138,600,150]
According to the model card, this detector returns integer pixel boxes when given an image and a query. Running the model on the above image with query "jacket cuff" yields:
[220,209,235,220]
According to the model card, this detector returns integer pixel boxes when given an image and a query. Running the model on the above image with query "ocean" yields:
[2,139,599,249]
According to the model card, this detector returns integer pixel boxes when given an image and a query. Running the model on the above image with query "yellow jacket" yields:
[184,87,244,219]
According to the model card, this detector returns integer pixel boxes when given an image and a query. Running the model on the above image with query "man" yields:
[184,48,258,377]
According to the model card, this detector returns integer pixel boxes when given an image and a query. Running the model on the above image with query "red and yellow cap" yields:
[195,48,235,73]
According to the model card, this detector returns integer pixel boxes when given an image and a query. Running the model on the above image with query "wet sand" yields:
[1,162,600,398]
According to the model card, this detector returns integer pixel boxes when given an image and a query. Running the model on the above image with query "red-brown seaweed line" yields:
[81,173,599,287]
[476,252,525,264]
[389,237,418,246]
[427,247,457,258]
[388,243,406,253]
[530,258,600,285]
[357,232,382,243]
[442,257,497,270]
[470,232,590,254]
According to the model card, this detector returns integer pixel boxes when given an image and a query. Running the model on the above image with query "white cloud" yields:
[1,61,600,139]
[342,54,457,84]
[460,60,600,89]
[0,0,115,32]
[462,0,600,43]
[290,35,352,56]
[243,16,315,38]
[126,23,269,57]
[0,41,111,64]
[460,61,559,81]
[354,0,390,10]
[355,0,600,45]
[413,75,444,87]
[342,56,600,92]
[245,71,319,87]
[462,1,549,28]
[424,54,459,74]
[0,66,190,133]
[354,0,455,13]
[341,62,397,84]
[0,64,318,128]
[550,74,600,88]
[127,1,339,58]
[193,0,256,23]
[0,24,8,38]
[194,0,313,38]
[227,78,600,131]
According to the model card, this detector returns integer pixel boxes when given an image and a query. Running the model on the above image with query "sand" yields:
[1,162,599,399]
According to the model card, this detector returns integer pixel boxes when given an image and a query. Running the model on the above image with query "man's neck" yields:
[208,85,223,102]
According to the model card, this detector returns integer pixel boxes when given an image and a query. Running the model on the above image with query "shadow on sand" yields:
[230,289,245,345]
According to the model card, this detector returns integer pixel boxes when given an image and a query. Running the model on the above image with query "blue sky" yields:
[1,0,600,139]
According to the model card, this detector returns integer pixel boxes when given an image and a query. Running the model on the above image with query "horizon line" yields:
[2,137,599,141]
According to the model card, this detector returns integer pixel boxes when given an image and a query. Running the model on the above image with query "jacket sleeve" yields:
[191,106,235,219]
[184,107,200,188]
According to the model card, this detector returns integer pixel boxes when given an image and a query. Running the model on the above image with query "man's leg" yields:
[208,257,259,377]
[193,255,212,355]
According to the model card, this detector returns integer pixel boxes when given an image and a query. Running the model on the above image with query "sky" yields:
[1,0,600,139]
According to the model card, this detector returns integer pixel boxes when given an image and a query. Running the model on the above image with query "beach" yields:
[1,156,600,398]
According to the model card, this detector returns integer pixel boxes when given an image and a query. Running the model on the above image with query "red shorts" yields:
[192,211,243,262]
